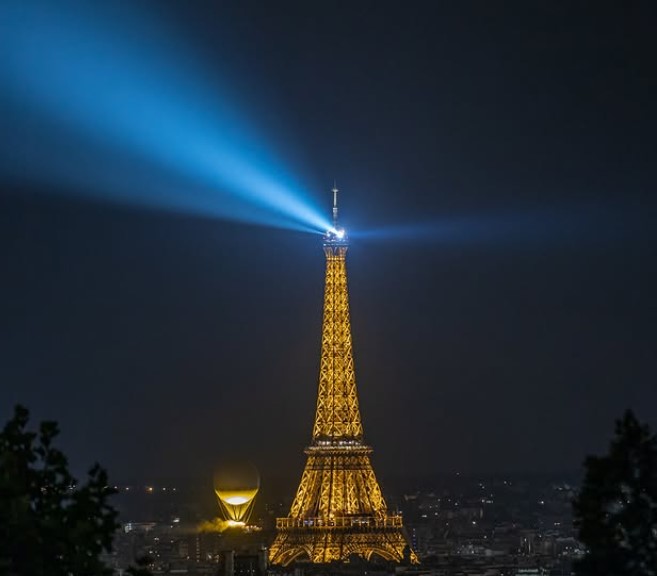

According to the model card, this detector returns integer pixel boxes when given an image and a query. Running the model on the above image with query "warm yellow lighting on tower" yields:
[269,187,417,565]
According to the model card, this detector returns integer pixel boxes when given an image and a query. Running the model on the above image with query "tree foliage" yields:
[573,410,657,576]
[125,556,154,576]
[0,405,118,576]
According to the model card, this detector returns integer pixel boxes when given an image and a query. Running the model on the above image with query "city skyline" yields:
[1,1,656,485]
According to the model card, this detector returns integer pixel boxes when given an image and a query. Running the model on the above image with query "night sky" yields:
[1,1,656,488]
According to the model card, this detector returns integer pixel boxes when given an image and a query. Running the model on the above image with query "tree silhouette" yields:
[573,410,657,576]
[125,555,154,576]
[0,405,118,576]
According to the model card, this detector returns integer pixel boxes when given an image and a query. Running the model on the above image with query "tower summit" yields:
[328,183,345,242]
[332,182,339,230]
[269,189,417,565]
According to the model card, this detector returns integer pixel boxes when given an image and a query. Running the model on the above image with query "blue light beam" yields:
[351,203,637,248]
[0,1,331,233]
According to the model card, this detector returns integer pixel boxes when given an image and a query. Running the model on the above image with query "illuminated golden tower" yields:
[269,188,417,565]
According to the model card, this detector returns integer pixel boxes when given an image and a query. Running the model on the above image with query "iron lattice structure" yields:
[269,193,417,565]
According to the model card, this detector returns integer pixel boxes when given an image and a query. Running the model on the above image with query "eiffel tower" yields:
[269,188,417,565]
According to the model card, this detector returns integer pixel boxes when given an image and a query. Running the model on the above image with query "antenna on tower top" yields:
[324,182,346,244]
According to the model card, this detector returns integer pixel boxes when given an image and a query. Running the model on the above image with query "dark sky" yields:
[1,1,656,488]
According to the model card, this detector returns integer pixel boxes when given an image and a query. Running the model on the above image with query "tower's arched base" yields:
[269,525,418,566]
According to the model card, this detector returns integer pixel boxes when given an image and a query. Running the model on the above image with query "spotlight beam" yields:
[0,1,331,234]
